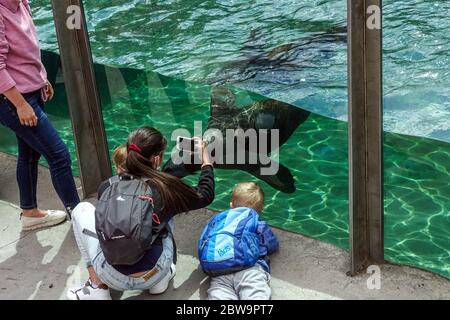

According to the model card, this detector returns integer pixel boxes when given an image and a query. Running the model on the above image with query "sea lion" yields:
[163,86,311,193]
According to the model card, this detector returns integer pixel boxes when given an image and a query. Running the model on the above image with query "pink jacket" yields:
[0,0,47,95]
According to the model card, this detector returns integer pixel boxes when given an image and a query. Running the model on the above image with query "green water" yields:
[1,57,448,278]
[0,0,449,278]
[29,0,450,142]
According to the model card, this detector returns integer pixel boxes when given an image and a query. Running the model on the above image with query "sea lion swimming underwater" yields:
[41,46,312,193]
[163,86,311,193]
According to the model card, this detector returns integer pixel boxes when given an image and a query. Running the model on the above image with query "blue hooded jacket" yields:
[255,220,279,272]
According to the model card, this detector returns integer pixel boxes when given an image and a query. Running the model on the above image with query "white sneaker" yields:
[149,263,176,295]
[67,279,112,300]
[21,210,67,231]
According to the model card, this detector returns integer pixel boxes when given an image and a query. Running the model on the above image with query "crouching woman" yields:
[67,127,215,300]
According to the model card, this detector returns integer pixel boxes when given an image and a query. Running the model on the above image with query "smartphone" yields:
[176,136,198,154]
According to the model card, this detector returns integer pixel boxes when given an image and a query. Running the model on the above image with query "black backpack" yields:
[93,175,166,265]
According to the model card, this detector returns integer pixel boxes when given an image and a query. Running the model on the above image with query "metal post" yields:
[347,0,384,275]
[51,0,111,198]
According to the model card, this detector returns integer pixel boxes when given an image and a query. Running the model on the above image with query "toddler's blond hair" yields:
[231,182,265,213]
[112,144,127,174]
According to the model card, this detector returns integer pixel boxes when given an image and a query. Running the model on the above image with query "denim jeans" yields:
[71,202,174,291]
[0,90,80,212]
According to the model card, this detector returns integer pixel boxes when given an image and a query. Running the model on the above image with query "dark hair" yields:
[125,126,199,213]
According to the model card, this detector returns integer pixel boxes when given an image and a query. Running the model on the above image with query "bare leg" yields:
[22,208,47,218]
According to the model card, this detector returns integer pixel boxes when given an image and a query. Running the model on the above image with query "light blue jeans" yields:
[71,202,174,291]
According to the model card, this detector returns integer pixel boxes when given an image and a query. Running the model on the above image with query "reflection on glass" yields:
[383,0,450,278]
[92,64,350,249]
[77,0,351,250]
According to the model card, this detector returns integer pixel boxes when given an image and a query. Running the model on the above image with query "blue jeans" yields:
[0,90,80,212]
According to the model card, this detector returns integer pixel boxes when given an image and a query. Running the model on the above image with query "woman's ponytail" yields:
[125,127,199,214]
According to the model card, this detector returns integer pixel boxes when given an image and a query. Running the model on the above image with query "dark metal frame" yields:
[347,0,384,275]
[51,0,111,198]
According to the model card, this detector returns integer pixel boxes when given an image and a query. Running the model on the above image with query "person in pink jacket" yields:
[0,0,79,230]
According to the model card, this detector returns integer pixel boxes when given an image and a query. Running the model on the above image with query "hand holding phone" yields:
[176,136,212,166]
[176,136,200,154]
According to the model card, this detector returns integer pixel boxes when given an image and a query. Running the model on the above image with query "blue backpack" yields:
[198,207,261,276]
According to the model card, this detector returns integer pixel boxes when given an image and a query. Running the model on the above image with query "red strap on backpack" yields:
[138,195,161,225]
[152,213,161,225]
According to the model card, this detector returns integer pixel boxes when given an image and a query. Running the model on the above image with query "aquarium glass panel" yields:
[382,1,450,278]
[79,0,350,248]
[3,1,448,279]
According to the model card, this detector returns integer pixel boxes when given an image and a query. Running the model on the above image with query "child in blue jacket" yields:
[198,182,279,300]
